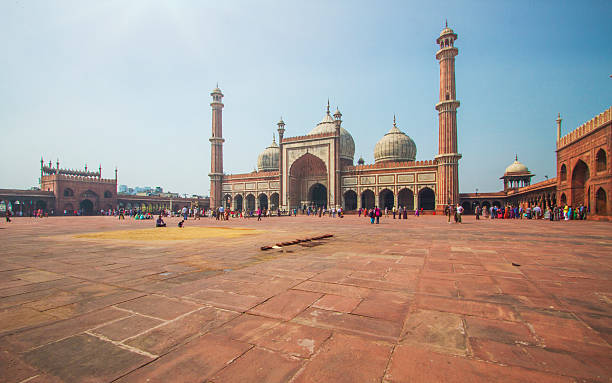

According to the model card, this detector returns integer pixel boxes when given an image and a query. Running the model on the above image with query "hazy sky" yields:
[1,0,610,196]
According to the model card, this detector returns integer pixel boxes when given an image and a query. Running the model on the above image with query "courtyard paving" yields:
[0,214,611,382]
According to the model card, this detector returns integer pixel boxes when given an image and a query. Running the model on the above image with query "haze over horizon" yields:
[1,0,610,196]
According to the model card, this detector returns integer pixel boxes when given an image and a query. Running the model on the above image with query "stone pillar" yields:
[394,189,398,209]
[413,190,419,211]
[435,24,461,212]
[357,190,362,210]
[209,86,224,210]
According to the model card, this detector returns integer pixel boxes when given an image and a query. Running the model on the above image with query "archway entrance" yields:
[258,193,268,210]
[309,183,327,208]
[461,201,471,214]
[79,199,94,215]
[379,189,394,210]
[418,188,435,210]
[289,153,327,209]
[596,188,607,215]
[361,190,375,209]
[270,193,279,211]
[234,195,243,211]
[245,194,256,211]
[571,160,589,206]
[343,190,357,210]
[397,188,414,210]
[223,194,232,209]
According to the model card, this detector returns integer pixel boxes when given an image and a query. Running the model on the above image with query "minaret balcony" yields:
[435,47,458,60]
[435,100,460,111]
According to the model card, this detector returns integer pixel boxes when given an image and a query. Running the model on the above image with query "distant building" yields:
[0,161,209,216]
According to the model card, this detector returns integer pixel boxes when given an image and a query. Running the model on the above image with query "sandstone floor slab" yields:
[0,215,609,382]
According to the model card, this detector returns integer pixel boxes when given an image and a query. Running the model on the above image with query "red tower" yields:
[435,23,461,210]
[209,86,224,209]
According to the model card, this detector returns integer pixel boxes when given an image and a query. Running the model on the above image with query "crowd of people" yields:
[2,202,591,224]
[469,203,588,221]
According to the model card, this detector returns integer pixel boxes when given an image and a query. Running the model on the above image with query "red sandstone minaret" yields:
[435,22,461,210]
[209,85,224,209]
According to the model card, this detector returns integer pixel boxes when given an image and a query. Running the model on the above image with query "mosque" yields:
[209,24,462,213]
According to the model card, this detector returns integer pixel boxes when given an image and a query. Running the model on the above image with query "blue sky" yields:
[1,0,610,195]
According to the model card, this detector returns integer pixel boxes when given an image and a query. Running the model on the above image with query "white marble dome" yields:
[257,136,280,172]
[308,111,355,162]
[505,156,529,174]
[374,118,417,163]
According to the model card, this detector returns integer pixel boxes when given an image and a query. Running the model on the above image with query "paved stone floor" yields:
[0,215,611,383]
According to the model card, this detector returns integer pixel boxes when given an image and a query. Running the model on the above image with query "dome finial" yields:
[515,154,518,162]
[445,19,448,28]
[393,114,397,127]
[272,132,276,144]
[326,99,330,115]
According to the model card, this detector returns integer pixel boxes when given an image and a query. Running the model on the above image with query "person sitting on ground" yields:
[156,215,166,227]
[178,220,184,228]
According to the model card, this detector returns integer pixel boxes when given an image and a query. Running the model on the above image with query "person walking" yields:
[375,206,381,224]
[456,204,463,223]
[369,208,375,224]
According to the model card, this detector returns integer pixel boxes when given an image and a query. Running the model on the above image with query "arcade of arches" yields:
[351,187,434,211]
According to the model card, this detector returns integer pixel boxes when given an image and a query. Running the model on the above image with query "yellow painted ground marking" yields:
[75,226,263,241]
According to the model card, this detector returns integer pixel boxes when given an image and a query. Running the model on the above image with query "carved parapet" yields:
[557,107,611,149]
[281,132,335,143]
[343,159,436,172]
[224,170,280,180]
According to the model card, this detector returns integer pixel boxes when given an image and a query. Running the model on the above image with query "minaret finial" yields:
[216,82,219,88]
[445,19,448,28]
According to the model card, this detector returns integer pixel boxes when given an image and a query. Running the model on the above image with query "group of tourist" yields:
[469,203,588,221]
[357,206,423,220]
[445,204,465,223]
[301,206,344,218]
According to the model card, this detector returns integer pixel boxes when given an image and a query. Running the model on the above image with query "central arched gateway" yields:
[289,153,328,209]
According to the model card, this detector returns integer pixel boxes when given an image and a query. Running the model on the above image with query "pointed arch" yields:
[571,159,589,206]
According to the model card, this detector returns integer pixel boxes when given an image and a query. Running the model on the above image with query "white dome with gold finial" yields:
[374,116,417,163]
[257,135,280,172]
[307,103,355,162]
[504,155,529,174]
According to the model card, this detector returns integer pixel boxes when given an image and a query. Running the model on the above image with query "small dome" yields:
[504,156,529,174]
[374,117,417,163]
[308,108,355,162]
[257,136,280,172]
[440,27,454,37]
